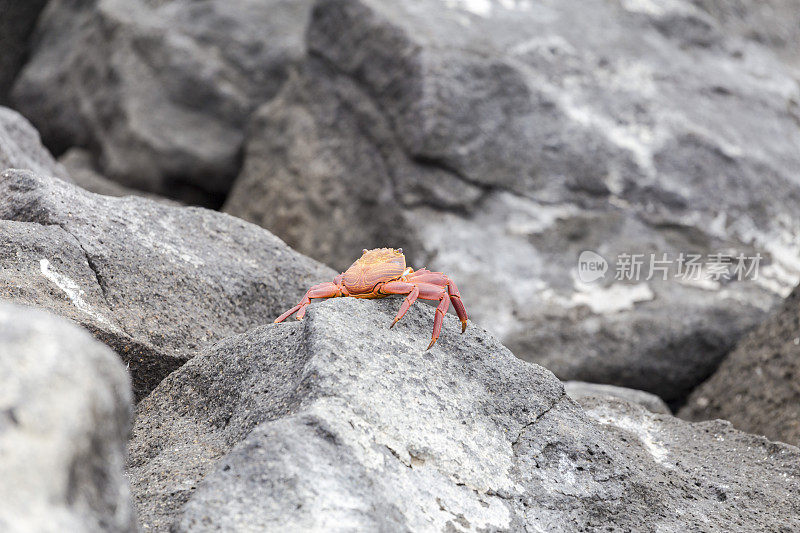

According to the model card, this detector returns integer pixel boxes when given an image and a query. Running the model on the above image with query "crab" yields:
[274,248,468,349]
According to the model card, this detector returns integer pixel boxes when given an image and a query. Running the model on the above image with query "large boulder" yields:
[223,0,800,401]
[0,169,335,399]
[0,105,173,203]
[129,297,800,531]
[12,0,313,204]
[0,106,69,180]
[680,283,800,446]
[0,0,49,103]
[0,303,136,533]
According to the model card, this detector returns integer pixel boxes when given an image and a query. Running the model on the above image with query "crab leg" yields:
[409,282,450,350]
[380,280,451,349]
[407,271,468,333]
[380,281,419,328]
[446,281,468,333]
[273,282,344,323]
[426,287,451,350]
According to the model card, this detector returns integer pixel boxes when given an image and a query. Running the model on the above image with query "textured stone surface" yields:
[12,0,313,204]
[0,106,69,180]
[0,0,49,103]
[564,380,670,414]
[0,108,166,202]
[681,283,800,446]
[59,147,178,204]
[691,0,800,69]
[223,0,800,401]
[130,297,800,532]
[0,303,136,533]
[0,169,334,399]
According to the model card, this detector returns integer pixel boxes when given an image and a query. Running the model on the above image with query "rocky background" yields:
[1,0,799,531]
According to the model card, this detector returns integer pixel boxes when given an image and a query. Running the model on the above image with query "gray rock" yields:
[129,297,800,532]
[0,106,69,180]
[564,380,670,414]
[0,169,335,399]
[223,61,426,266]
[0,108,168,203]
[59,147,179,204]
[680,283,800,446]
[12,0,313,203]
[224,0,800,401]
[0,303,136,533]
[691,0,800,69]
[0,0,49,103]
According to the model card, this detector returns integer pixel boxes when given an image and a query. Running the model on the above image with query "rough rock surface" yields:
[0,0,49,103]
[1,108,166,203]
[12,0,313,204]
[224,0,800,401]
[0,169,334,399]
[0,303,136,533]
[681,283,800,446]
[0,106,69,180]
[129,297,800,532]
[691,0,800,69]
[59,147,178,204]
[564,380,670,414]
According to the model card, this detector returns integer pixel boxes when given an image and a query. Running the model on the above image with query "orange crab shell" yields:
[342,248,408,296]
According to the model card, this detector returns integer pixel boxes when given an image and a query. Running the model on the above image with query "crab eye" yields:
[362,249,368,254]
[397,248,403,253]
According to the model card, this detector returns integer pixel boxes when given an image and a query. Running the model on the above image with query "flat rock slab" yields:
[0,303,135,533]
[0,169,334,399]
[130,297,800,532]
[681,284,800,446]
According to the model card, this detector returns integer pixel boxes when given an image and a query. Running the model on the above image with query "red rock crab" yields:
[274,248,468,349]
